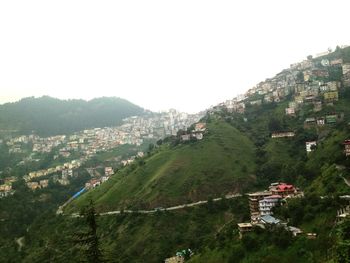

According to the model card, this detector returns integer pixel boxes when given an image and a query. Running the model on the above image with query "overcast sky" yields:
[1,1,350,113]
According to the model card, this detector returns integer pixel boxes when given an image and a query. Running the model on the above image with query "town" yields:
[0,109,204,196]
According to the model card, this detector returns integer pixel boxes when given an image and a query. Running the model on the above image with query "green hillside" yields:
[2,47,350,263]
[68,120,257,211]
[0,96,145,136]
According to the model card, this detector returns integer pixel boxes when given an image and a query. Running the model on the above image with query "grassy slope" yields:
[21,197,249,263]
[68,120,256,211]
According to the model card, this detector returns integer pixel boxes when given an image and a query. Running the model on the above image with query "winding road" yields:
[69,193,242,218]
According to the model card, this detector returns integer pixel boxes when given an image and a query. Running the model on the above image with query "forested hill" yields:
[0,96,146,136]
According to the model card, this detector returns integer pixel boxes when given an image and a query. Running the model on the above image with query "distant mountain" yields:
[0,96,146,136]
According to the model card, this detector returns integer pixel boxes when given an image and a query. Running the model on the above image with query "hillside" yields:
[67,120,257,212]
[2,47,350,263]
[0,96,145,136]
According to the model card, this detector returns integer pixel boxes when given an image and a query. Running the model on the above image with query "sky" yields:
[1,0,350,113]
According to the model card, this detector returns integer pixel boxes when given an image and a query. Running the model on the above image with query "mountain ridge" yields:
[0,96,146,136]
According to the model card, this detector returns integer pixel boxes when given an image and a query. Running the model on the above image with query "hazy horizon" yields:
[1,0,350,113]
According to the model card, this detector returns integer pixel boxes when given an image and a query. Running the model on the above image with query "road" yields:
[69,193,242,218]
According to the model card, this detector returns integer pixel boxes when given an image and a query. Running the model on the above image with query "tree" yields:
[74,200,103,263]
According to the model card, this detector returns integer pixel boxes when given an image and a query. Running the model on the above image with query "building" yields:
[248,191,272,222]
[39,180,49,188]
[344,140,350,156]
[271,132,295,138]
[326,114,337,124]
[330,58,343,66]
[164,256,184,263]
[324,91,339,102]
[237,223,253,238]
[306,141,317,153]
[180,134,191,141]
[105,167,114,176]
[259,195,281,216]
[313,101,322,112]
[304,117,316,128]
[336,203,350,223]
[27,182,40,190]
[259,215,281,225]
[195,123,206,132]
[317,118,325,126]
[285,107,295,116]
[269,183,296,198]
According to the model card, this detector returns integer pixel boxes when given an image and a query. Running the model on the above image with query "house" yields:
[324,91,339,102]
[285,107,296,116]
[287,226,303,237]
[313,101,322,112]
[105,167,114,176]
[250,99,262,106]
[317,117,325,126]
[27,182,40,190]
[312,69,329,78]
[271,132,295,138]
[259,215,281,225]
[306,141,317,153]
[306,233,317,239]
[85,179,101,189]
[330,58,343,66]
[181,134,191,142]
[195,123,206,132]
[39,180,49,188]
[304,95,316,104]
[269,183,296,198]
[326,114,337,124]
[304,117,316,128]
[259,195,281,216]
[342,63,350,75]
[327,81,340,91]
[344,140,350,156]
[336,203,350,223]
[164,256,184,263]
[237,223,253,238]
[248,191,272,222]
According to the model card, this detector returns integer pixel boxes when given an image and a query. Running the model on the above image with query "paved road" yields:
[339,174,350,188]
[70,193,242,218]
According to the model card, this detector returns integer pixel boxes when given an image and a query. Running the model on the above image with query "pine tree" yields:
[74,200,103,263]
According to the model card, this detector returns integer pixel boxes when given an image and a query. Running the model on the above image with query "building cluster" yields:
[26,168,76,190]
[180,123,207,142]
[0,179,15,198]
[24,159,82,182]
[121,109,203,140]
[238,182,304,238]
[1,109,203,192]
[85,166,115,190]
[212,47,350,119]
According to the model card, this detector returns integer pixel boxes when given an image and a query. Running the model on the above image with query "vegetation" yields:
[67,120,257,212]
[0,96,145,136]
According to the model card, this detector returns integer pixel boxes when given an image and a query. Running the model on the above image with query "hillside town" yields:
[214,46,349,119]
[0,110,203,195]
[238,183,306,238]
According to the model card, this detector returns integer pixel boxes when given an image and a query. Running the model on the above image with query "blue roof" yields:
[260,215,280,224]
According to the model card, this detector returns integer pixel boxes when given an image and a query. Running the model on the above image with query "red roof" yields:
[344,140,350,145]
[276,184,294,191]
